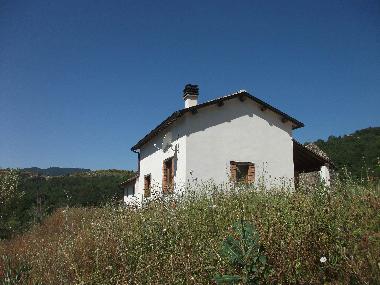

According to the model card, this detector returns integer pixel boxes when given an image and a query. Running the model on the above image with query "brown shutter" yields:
[230,161,237,182]
[144,177,148,196]
[247,163,255,183]
[144,175,151,197]
[170,158,175,193]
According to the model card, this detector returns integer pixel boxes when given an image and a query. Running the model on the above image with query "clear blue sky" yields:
[1,0,379,170]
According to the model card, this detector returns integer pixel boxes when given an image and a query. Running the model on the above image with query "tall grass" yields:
[0,180,379,284]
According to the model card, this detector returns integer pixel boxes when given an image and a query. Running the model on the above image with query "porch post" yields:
[319,165,331,187]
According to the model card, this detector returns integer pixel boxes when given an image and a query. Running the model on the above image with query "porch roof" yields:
[293,139,334,173]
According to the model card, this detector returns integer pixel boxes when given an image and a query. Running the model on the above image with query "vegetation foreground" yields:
[1,179,379,284]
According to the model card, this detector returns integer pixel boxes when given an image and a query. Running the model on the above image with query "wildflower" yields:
[320,256,327,263]
[163,228,167,232]
[106,265,112,270]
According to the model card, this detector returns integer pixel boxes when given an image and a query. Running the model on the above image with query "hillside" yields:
[20,167,91,176]
[311,127,380,179]
[0,169,134,239]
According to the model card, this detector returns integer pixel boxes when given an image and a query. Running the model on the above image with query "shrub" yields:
[0,170,23,239]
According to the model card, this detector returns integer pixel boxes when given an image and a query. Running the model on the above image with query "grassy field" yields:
[1,179,379,284]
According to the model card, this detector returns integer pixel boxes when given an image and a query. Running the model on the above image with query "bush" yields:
[0,170,23,239]
[0,180,379,284]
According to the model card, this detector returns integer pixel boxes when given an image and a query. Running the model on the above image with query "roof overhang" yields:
[132,91,304,151]
[119,175,139,188]
[293,139,334,173]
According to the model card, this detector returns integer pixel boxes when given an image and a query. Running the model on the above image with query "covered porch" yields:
[293,140,333,187]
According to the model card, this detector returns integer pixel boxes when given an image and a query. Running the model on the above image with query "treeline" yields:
[1,170,134,239]
[20,167,91,176]
[312,127,380,179]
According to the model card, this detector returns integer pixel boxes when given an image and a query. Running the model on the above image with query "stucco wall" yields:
[185,97,295,188]
[134,117,188,198]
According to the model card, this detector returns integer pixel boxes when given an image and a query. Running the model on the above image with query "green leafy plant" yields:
[214,220,270,285]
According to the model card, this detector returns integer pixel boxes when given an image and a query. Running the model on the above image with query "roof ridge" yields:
[186,89,248,108]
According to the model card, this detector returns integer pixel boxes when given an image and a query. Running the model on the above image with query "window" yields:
[162,157,174,193]
[230,161,255,183]
[126,185,135,197]
[144,174,151,197]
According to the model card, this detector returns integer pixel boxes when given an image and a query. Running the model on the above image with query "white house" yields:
[122,84,332,204]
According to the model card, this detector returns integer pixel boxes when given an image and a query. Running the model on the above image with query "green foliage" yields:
[0,179,378,284]
[0,170,21,209]
[215,220,270,284]
[0,170,23,239]
[312,127,380,179]
[0,170,134,239]
[214,274,242,284]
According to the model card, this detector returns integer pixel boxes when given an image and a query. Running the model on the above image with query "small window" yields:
[126,185,135,197]
[124,183,135,197]
[162,157,174,193]
[144,174,151,197]
[237,164,249,182]
[230,161,255,184]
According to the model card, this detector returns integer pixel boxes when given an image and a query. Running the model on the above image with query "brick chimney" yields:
[183,84,199,108]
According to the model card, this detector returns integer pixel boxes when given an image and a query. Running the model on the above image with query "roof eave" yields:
[131,91,304,150]
[119,174,139,188]
[293,139,335,168]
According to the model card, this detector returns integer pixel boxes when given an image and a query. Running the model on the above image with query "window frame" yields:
[125,184,135,197]
[162,157,174,194]
[230,161,255,184]
[144,174,152,197]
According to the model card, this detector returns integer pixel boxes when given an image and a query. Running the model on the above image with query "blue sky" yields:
[1,0,379,170]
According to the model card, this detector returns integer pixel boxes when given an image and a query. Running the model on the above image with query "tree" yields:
[0,169,23,239]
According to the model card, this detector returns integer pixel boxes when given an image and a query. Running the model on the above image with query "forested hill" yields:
[21,167,91,176]
[311,127,380,179]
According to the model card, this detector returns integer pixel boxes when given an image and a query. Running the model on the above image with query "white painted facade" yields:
[185,97,294,188]
[124,94,297,204]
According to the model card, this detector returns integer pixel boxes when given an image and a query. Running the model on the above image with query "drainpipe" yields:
[132,149,140,174]
[319,164,331,187]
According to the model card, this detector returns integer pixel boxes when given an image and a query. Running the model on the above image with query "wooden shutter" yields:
[230,161,237,182]
[247,163,255,183]
[162,157,174,194]
[170,158,175,193]
[144,175,151,197]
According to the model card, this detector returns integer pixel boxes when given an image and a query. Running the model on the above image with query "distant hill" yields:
[310,127,380,179]
[20,167,91,176]
[71,169,133,177]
